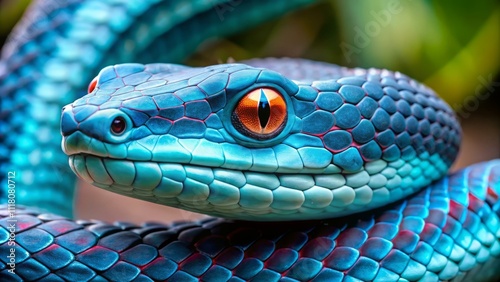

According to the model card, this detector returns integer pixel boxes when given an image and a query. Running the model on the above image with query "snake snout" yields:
[61,105,133,154]
[62,107,134,157]
[77,109,133,142]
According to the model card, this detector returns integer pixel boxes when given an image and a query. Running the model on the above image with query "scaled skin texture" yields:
[61,59,460,221]
[1,160,500,281]
[2,0,498,281]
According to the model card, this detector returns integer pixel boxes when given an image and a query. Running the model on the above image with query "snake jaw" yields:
[66,149,451,221]
[63,120,451,221]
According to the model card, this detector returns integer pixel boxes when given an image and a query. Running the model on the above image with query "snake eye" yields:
[88,77,98,93]
[110,116,126,135]
[232,88,287,139]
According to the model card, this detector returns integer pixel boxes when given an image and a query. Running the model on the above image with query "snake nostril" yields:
[61,110,78,136]
[110,116,127,135]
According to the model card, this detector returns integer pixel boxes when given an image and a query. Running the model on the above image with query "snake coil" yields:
[0,1,499,281]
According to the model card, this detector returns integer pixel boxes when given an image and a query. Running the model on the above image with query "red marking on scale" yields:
[487,187,498,202]
[51,222,75,234]
[16,222,32,230]
[74,236,90,245]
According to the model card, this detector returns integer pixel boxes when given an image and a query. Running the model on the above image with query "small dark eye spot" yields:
[111,116,126,135]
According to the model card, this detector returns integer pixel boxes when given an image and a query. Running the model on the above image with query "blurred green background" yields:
[188,0,500,108]
[1,0,499,222]
[2,0,498,107]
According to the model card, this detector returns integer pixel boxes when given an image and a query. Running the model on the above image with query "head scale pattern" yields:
[61,59,461,221]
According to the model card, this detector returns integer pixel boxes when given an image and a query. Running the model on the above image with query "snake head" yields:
[61,62,300,151]
[60,59,461,221]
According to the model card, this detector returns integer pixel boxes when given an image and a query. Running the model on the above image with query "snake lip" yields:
[69,152,338,176]
[62,131,339,175]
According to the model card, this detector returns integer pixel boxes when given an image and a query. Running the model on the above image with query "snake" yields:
[0,0,499,281]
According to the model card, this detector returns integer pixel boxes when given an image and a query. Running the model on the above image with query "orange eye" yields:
[232,88,287,139]
[88,77,98,93]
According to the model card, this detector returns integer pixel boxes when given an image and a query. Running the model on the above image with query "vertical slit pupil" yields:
[258,89,271,129]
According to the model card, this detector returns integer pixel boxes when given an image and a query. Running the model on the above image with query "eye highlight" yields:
[232,88,287,139]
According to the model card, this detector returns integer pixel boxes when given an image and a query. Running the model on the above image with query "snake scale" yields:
[1,0,499,281]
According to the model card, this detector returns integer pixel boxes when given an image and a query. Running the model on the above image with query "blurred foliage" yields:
[1,0,499,108]
[188,0,500,108]
[0,0,30,38]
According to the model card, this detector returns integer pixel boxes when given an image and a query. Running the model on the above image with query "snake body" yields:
[1,0,499,281]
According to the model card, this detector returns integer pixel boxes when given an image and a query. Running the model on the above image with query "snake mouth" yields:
[69,151,394,220]
[69,152,340,194]
[67,150,449,221]
[68,153,351,221]
[62,131,339,175]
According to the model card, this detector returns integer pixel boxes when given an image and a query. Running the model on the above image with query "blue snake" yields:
[1,0,499,281]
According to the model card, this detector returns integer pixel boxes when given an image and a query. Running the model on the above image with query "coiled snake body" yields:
[1,0,499,281]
